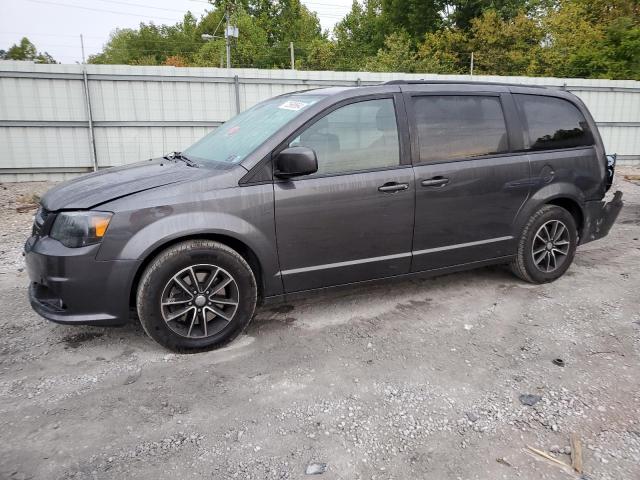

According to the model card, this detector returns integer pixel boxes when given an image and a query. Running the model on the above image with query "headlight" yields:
[50,211,113,248]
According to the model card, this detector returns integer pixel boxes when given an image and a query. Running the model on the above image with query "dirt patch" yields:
[269,304,295,314]
[60,331,105,348]
[0,182,55,274]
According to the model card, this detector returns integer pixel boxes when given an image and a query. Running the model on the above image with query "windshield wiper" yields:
[163,151,199,168]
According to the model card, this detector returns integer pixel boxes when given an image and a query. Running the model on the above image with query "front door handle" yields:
[421,177,449,187]
[378,182,409,193]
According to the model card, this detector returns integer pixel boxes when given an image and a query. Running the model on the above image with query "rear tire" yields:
[510,205,578,284]
[136,240,257,352]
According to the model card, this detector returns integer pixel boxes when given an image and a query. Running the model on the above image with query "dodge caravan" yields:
[25,81,623,351]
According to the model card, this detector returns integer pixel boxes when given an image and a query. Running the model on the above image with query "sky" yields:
[1,0,352,64]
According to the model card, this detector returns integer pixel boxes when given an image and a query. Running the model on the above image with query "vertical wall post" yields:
[290,42,295,70]
[82,68,98,172]
[234,74,241,114]
[470,52,474,78]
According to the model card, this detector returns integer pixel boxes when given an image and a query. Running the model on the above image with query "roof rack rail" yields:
[382,79,548,89]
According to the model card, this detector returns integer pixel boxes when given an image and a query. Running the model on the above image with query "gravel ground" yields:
[0,170,639,480]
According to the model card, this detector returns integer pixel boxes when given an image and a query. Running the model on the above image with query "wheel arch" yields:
[129,233,265,311]
[514,182,586,240]
[546,196,584,236]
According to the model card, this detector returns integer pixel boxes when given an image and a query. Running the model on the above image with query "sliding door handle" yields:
[421,177,449,187]
[378,182,409,193]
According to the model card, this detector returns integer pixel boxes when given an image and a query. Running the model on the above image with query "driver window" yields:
[289,98,400,175]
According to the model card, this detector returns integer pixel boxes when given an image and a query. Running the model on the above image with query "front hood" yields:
[42,159,224,211]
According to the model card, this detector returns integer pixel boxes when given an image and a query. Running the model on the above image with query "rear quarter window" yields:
[514,94,594,151]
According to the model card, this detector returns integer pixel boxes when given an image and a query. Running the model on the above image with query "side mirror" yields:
[274,146,318,178]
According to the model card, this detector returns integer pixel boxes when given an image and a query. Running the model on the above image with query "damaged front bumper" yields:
[580,190,624,244]
[24,236,138,326]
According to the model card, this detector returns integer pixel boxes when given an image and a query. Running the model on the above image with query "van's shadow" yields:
[45,264,515,351]
[247,264,514,335]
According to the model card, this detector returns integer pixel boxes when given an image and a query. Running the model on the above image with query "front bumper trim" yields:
[28,283,123,326]
[25,236,138,326]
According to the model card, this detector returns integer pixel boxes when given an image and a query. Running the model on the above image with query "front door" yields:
[274,96,415,293]
[408,93,531,271]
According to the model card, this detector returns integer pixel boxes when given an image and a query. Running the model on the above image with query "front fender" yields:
[111,211,271,260]
[96,184,282,296]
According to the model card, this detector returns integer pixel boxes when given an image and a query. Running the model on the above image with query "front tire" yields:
[137,240,257,352]
[510,205,578,284]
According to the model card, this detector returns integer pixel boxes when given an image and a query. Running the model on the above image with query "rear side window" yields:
[514,94,594,151]
[411,95,509,163]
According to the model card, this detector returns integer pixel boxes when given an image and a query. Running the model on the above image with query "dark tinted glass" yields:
[514,94,593,151]
[412,95,509,163]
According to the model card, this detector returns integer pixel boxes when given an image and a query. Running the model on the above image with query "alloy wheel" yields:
[531,220,571,273]
[160,264,239,338]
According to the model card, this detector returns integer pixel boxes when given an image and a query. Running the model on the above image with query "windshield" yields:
[184,95,322,165]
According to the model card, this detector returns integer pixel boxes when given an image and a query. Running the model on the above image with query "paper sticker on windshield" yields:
[278,100,308,111]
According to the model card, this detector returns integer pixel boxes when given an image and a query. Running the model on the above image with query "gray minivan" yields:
[25,81,623,351]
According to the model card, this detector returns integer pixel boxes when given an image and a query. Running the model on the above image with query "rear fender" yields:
[514,182,585,238]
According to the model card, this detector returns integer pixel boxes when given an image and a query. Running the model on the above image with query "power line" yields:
[92,0,202,14]
[20,0,346,25]
[24,0,182,21]
[185,0,349,16]
[0,35,339,50]
[0,31,104,39]
[187,0,349,7]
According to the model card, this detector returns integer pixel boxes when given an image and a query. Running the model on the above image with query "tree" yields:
[207,0,325,67]
[89,13,202,65]
[537,1,609,78]
[467,9,544,75]
[332,0,388,70]
[538,0,640,79]
[89,1,325,69]
[417,9,543,76]
[298,38,337,70]
[365,32,418,72]
[164,55,189,67]
[382,0,445,40]
[1,37,56,63]
[418,26,471,74]
[194,8,270,67]
[566,0,639,24]
[446,1,542,30]
[83,0,639,79]
[249,0,323,47]
[604,16,640,80]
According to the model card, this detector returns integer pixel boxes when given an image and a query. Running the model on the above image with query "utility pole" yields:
[225,10,231,68]
[80,34,86,64]
[470,52,474,77]
[79,33,96,170]
[290,42,295,70]
[201,6,236,69]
